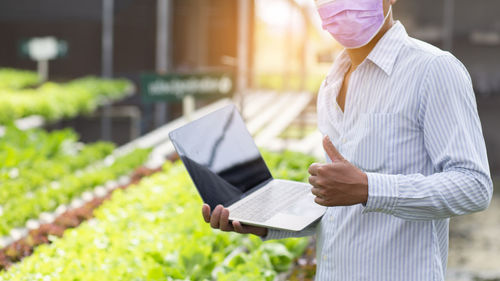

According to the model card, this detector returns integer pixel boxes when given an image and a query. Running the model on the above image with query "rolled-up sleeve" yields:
[363,54,493,220]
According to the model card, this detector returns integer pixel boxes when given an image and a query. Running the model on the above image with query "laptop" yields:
[169,104,326,232]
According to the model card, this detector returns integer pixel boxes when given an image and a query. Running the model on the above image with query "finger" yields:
[311,187,324,198]
[308,163,321,176]
[309,175,327,188]
[323,135,345,162]
[314,196,330,206]
[202,204,211,223]
[308,175,317,186]
[210,205,223,229]
[220,208,234,232]
[232,221,247,234]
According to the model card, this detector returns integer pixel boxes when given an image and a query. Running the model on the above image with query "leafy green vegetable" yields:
[0,126,149,236]
[0,74,132,124]
[0,127,115,206]
[1,150,315,280]
[0,68,39,90]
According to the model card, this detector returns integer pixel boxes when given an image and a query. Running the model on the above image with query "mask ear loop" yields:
[345,5,393,49]
[385,5,393,23]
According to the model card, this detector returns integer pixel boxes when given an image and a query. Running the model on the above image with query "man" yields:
[202,0,493,280]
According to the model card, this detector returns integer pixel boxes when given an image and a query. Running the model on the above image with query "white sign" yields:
[28,37,59,61]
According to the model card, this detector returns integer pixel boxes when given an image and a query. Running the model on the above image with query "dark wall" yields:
[394,1,500,176]
[0,0,253,81]
[394,0,500,96]
[0,0,253,141]
[394,0,500,35]
[0,21,102,79]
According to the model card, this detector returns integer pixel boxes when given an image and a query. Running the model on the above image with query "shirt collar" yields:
[325,50,351,85]
[366,21,408,76]
[325,21,408,84]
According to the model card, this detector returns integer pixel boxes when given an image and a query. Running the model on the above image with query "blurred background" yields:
[0,0,499,280]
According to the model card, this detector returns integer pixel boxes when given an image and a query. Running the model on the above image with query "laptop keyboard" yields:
[228,181,311,223]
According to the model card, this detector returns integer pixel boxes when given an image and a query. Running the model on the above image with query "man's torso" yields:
[315,21,453,281]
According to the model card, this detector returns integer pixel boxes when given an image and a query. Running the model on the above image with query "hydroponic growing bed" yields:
[0,149,318,280]
[0,68,133,125]
[0,126,150,239]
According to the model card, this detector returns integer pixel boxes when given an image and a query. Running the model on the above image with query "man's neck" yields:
[346,17,395,69]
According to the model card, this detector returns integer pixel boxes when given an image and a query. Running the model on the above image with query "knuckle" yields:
[318,189,327,197]
[308,165,314,173]
[314,197,323,205]
[311,188,318,196]
[317,166,325,175]
[308,176,315,185]
[308,164,317,175]
[315,178,325,187]
[315,188,325,196]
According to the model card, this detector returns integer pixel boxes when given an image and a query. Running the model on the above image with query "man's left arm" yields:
[363,54,493,220]
[309,54,493,221]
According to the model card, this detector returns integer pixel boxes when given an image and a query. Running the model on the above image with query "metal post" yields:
[101,0,114,141]
[154,0,172,128]
[37,60,49,82]
[197,0,208,68]
[237,0,251,117]
[283,4,294,91]
[183,95,195,121]
[300,14,308,92]
[443,0,455,51]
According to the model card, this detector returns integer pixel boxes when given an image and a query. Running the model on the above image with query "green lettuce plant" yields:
[1,150,315,280]
[0,76,132,124]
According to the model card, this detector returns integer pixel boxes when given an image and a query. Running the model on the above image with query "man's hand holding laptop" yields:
[202,204,268,237]
[201,136,368,236]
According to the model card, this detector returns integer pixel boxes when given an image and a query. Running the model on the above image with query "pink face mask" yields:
[317,0,391,49]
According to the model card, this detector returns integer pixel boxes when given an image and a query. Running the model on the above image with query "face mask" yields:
[317,0,392,49]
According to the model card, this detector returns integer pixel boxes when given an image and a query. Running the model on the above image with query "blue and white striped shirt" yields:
[265,21,493,281]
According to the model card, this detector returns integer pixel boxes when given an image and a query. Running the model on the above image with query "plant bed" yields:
[0,150,317,280]
[0,69,40,90]
[0,126,151,237]
[0,74,133,125]
[0,165,161,271]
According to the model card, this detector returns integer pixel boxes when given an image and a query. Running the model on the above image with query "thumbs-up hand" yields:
[308,136,369,207]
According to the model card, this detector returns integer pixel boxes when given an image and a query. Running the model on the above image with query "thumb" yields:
[323,136,345,162]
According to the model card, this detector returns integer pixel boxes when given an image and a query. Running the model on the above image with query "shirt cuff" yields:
[261,229,294,241]
[362,173,399,215]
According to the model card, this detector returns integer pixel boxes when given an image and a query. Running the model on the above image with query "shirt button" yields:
[342,138,347,144]
[328,216,334,222]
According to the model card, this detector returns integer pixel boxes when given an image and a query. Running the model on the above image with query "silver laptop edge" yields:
[169,104,326,232]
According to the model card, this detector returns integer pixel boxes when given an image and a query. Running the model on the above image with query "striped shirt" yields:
[265,21,493,281]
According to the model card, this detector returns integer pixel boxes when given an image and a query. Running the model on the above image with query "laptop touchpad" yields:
[282,193,325,217]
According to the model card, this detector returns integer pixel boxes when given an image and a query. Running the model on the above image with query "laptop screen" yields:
[169,104,273,209]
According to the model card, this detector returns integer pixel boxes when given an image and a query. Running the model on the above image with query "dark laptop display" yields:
[169,105,273,209]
